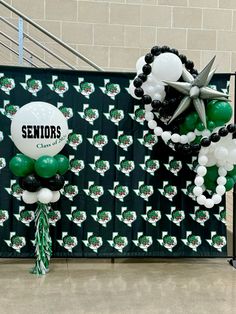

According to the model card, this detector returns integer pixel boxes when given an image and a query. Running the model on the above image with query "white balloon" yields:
[205,198,214,209]
[205,153,216,167]
[193,186,203,197]
[22,191,38,204]
[11,101,69,160]
[154,126,163,136]
[171,133,180,143]
[187,132,196,142]
[161,131,171,142]
[217,176,227,185]
[153,93,163,101]
[198,156,208,166]
[218,167,227,177]
[37,188,53,204]
[152,53,183,82]
[225,163,234,171]
[212,194,222,205]
[214,147,228,160]
[145,112,154,121]
[197,195,206,205]
[194,176,204,186]
[145,104,153,112]
[136,56,145,72]
[51,191,61,203]
[128,81,140,99]
[148,120,157,129]
[180,135,188,144]
[216,185,226,196]
[228,149,236,164]
[197,166,207,176]
[202,130,211,137]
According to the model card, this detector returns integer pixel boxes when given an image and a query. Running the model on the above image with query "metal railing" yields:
[0,0,103,71]
[0,17,76,70]
[0,31,52,68]
[0,41,37,67]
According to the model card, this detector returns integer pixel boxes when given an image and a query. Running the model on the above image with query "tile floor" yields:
[0,258,235,314]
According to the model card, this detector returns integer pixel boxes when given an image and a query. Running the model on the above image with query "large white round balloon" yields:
[11,101,69,159]
[136,56,145,73]
[152,53,183,82]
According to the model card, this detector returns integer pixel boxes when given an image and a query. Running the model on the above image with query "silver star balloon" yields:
[164,56,229,127]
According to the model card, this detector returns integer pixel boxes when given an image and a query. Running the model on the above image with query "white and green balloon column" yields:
[128,45,234,209]
[9,101,69,275]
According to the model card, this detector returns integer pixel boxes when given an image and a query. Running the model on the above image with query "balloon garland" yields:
[128,45,235,209]
[9,102,69,275]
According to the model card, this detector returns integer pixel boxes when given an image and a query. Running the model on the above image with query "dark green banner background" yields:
[0,66,229,257]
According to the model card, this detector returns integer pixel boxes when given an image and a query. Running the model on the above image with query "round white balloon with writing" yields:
[11,101,69,159]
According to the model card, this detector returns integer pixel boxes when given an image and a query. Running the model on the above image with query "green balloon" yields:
[179,124,189,135]
[193,136,202,144]
[206,100,232,123]
[207,120,216,131]
[232,175,236,183]
[214,120,225,127]
[205,166,218,182]
[196,121,205,131]
[54,154,69,175]
[225,176,234,191]
[204,177,216,191]
[35,155,58,178]
[184,112,198,130]
[228,166,236,177]
[9,154,35,177]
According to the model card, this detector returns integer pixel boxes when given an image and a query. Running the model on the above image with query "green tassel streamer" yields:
[31,203,52,275]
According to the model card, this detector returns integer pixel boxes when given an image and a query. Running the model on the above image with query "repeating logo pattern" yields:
[0,69,228,257]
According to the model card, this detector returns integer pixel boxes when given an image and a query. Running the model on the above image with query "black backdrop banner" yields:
[0,66,229,257]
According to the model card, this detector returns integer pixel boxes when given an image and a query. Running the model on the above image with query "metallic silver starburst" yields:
[164,56,229,127]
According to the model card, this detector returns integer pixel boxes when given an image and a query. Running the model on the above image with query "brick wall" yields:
[0,0,236,71]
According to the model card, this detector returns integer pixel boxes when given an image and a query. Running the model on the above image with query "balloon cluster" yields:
[9,153,69,205]
[9,101,69,275]
[128,45,235,208]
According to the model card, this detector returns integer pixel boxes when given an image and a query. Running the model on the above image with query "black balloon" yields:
[179,54,187,64]
[142,64,152,75]
[138,73,147,82]
[218,127,228,137]
[201,138,211,147]
[151,46,161,56]
[144,53,154,64]
[19,174,41,192]
[227,124,236,133]
[185,60,194,70]
[134,87,144,97]
[170,48,179,56]
[191,143,201,154]
[210,133,220,143]
[142,95,152,104]
[161,45,170,52]
[151,100,162,110]
[133,78,142,88]
[182,144,192,154]
[43,174,65,191]
[174,143,183,153]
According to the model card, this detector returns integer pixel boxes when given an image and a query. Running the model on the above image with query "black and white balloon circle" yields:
[128,45,236,209]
